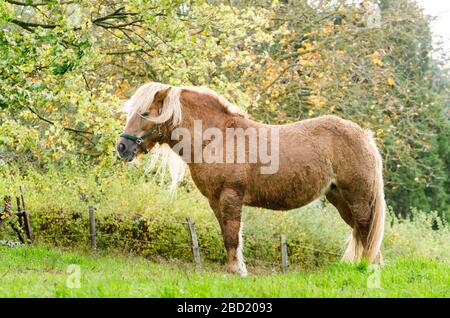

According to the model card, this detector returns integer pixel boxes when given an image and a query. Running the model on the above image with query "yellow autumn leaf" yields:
[370,52,383,66]
[271,90,280,98]
[376,129,384,137]
[373,58,383,66]
[387,77,395,86]
[268,103,276,112]
[303,42,313,50]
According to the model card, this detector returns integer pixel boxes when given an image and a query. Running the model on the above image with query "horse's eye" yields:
[141,112,150,117]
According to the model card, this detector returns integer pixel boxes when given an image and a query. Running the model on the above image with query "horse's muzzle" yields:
[116,138,136,161]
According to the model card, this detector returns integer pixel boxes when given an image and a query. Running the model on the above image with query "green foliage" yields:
[0,0,449,216]
[1,245,449,297]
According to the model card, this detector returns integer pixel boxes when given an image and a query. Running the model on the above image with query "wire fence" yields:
[288,242,342,256]
[1,193,343,272]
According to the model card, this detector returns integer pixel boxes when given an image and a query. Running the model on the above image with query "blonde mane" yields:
[182,86,247,117]
[123,82,246,191]
[122,82,246,125]
[122,82,183,126]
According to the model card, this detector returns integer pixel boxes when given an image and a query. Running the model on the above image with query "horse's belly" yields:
[244,161,334,210]
[246,195,311,210]
[244,176,330,210]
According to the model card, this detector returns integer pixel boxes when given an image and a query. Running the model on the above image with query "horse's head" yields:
[116,85,172,161]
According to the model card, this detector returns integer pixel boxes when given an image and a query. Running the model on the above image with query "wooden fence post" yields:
[1,196,25,244]
[20,187,33,243]
[89,206,97,251]
[3,195,11,212]
[16,197,23,228]
[186,216,201,268]
[281,234,288,274]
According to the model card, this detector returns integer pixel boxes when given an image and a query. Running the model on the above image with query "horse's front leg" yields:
[217,188,247,277]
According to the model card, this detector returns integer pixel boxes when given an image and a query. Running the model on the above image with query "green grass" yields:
[1,245,448,297]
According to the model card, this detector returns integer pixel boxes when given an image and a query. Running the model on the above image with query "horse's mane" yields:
[182,86,247,118]
[122,82,246,191]
[122,82,247,127]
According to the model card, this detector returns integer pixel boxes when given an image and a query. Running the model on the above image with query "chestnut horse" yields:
[116,82,385,276]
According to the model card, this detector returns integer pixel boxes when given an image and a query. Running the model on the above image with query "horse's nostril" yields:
[118,143,126,153]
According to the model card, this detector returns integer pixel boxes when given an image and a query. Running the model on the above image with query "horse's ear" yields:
[150,87,171,116]
[154,87,171,103]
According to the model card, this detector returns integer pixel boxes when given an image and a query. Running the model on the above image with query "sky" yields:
[417,0,450,55]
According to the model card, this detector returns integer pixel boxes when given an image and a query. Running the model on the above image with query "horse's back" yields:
[244,115,378,210]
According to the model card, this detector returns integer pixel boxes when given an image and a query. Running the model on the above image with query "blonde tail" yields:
[342,132,386,264]
[362,139,386,264]
[342,230,364,262]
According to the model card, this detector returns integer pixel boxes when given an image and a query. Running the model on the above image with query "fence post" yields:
[20,187,33,243]
[3,195,12,213]
[4,195,25,244]
[186,216,201,268]
[16,196,23,227]
[281,234,288,274]
[89,206,97,251]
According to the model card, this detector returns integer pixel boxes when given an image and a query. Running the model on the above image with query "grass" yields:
[1,245,448,298]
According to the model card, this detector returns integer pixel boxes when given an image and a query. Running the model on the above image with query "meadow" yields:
[1,245,448,298]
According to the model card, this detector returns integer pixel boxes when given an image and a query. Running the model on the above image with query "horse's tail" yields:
[363,133,386,264]
[342,230,364,263]
[343,131,385,264]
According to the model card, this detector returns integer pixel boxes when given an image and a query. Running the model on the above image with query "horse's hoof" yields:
[228,264,248,277]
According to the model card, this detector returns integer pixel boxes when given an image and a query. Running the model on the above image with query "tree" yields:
[0,0,448,218]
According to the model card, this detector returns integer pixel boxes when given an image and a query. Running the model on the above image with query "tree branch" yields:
[94,20,143,29]
[9,6,144,32]
[104,48,145,55]
[6,0,76,7]
[26,106,94,135]
[10,19,58,30]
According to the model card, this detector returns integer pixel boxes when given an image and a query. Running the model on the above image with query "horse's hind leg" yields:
[339,188,383,264]
[325,187,364,262]
[327,186,374,263]
[325,186,353,227]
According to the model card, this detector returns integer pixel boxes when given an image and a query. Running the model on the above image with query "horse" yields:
[116,82,386,276]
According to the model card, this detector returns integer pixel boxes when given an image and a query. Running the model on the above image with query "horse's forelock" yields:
[124,82,168,116]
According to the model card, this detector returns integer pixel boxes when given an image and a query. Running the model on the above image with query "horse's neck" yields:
[164,98,265,165]
[165,113,253,147]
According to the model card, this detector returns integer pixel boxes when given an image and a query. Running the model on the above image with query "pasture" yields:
[1,245,448,298]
